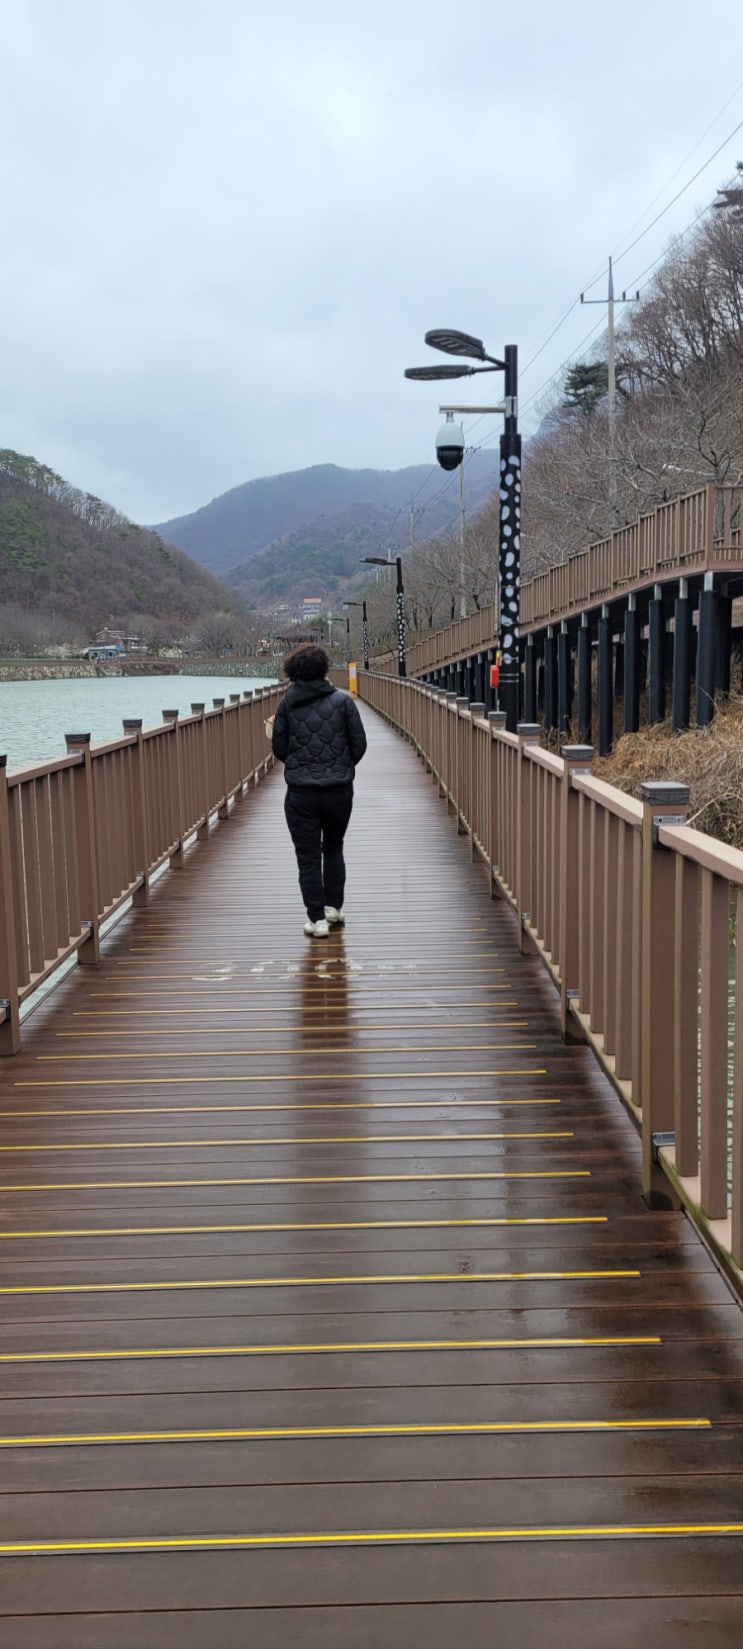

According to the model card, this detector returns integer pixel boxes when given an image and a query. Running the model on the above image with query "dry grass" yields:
[594,698,743,849]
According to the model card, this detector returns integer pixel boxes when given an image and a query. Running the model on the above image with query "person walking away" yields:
[270,644,367,937]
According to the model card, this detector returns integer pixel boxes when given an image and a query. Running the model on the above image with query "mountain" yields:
[155,457,501,587]
[0,451,243,649]
[227,502,405,606]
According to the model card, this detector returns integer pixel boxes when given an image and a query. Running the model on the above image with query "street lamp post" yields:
[405,329,521,731]
[342,601,364,669]
[363,556,406,677]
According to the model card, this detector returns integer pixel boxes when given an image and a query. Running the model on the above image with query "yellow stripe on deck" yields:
[0,1215,607,1239]
[0,1334,661,1365]
[0,1268,640,1297]
[0,1130,573,1153]
[36,1045,536,1061]
[0,1169,591,1194]
[0,1099,562,1118]
[14,1069,548,1089]
[0,1416,710,1451]
[10,1520,743,1557]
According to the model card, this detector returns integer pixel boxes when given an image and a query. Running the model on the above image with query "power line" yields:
[519,87,743,376]
[604,114,743,276]
[600,76,743,269]
[513,182,736,431]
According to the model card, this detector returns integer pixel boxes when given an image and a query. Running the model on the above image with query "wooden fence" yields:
[374,482,743,678]
[0,686,283,1055]
[359,671,743,1293]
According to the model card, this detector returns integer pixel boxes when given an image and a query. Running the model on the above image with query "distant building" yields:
[93,628,146,653]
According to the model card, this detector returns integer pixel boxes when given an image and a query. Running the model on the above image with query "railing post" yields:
[469,704,486,858]
[559,744,594,1041]
[488,711,507,899]
[259,688,273,776]
[639,780,690,1205]
[65,733,101,966]
[733,885,743,1269]
[122,718,151,904]
[230,694,247,796]
[212,699,230,819]
[444,692,457,811]
[516,722,541,955]
[243,691,259,786]
[162,710,186,869]
[0,756,21,1055]
[191,704,210,839]
[455,697,470,835]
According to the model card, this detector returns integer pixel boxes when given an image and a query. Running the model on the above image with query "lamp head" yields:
[425,328,488,360]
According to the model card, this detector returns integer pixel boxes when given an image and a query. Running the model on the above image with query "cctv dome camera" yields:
[435,421,465,471]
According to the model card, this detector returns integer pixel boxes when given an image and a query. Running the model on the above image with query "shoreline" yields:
[0,660,280,682]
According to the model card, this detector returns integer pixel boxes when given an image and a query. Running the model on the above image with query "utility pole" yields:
[581,257,639,525]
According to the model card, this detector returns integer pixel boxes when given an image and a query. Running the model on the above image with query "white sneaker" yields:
[324,906,345,925]
[304,917,330,937]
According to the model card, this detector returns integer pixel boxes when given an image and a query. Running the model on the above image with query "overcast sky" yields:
[3,0,743,524]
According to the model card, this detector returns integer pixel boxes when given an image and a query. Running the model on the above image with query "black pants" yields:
[284,784,354,921]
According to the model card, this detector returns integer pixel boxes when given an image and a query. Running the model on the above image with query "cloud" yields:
[2,0,742,521]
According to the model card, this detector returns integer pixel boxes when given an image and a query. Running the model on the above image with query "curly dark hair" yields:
[282,643,330,682]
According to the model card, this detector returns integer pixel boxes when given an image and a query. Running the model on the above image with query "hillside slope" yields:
[156,455,500,579]
[228,502,404,605]
[0,452,242,648]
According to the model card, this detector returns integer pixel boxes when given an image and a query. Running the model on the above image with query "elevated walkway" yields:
[1,705,743,1644]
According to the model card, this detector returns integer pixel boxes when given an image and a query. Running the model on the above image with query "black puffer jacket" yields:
[271,680,367,787]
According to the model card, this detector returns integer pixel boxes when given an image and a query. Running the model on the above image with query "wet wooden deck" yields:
[1,705,743,1646]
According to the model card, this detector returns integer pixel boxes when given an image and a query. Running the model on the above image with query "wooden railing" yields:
[359,671,743,1293]
[373,482,743,678]
[372,606,497,676]
[0,686,283,1054]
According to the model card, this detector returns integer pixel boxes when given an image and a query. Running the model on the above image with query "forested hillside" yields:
[228,502,414,605]
[156,455,500,587]
[0,451,243,652]
[521,193,743,574]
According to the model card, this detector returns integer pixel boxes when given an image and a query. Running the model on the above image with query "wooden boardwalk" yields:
[1,704,743,1646]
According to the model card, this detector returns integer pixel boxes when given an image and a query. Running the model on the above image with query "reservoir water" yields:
[0,674,277,772]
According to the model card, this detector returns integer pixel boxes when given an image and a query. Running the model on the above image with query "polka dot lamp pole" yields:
[499,345,521,733]
[404,330,520,722]
[395,557,407,678]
